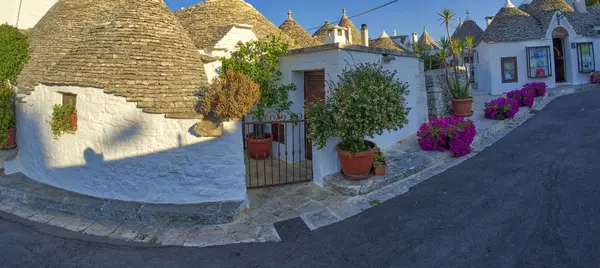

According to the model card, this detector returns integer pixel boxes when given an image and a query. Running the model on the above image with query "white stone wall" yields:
[0,0,56,29]
[4,85,247,204]
[201,25,258,83]
[279,49,428,185]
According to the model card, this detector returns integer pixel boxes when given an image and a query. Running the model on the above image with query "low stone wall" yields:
[425,67,468,117]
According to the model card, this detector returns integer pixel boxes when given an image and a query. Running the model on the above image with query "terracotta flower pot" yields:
[374,165,386,176]
[1,128,16,150]
[336,140,377,181]
[245,133,273,160]
[452,98,474,117]
[70,114,78,130]
[493,113,507,121]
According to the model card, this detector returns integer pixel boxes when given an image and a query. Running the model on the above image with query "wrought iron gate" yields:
[242,113,313,189]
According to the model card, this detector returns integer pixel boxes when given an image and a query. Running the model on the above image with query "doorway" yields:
[304,70,325,160]
[553,38,566,83]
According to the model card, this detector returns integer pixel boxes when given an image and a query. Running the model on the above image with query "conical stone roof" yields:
[418,27,441,51]
[482,4,544,43]
[279,10,321,48]
[43,0,207,118]
[312,20,334,42]
[338,8,361,44]
[452,20,484,43]
[370,32,405,52]
[17,0,122,94]
[174,0,294,49]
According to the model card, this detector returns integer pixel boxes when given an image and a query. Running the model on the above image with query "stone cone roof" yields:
[452,20,484,43]
[482,6,544,43]
[370,32,405,52]
[43,0,207,119]
[338,8,361,44]
[312,20,334,42]
[418,27,441,50]
[525,0,574,31]
[16,0,121,94]
[279,11,321,48]
[174,0,294,49]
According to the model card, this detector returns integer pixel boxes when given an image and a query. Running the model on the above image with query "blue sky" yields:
[164,0,516,41]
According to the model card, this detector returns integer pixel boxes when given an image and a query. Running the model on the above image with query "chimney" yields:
[361,24,369,47]
[393,29,397,36]
[485,16,494,26]
[412,32,418,45]
[574,0,588,13]
[347,26,353,44]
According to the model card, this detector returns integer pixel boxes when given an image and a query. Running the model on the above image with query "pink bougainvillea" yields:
[484,97,520,119]
[523,82,547,97]
[417,116,477,158]
[591,72,600,84]
[507,87,535,108]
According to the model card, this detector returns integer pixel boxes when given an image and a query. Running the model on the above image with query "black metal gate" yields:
[242,113,313,189]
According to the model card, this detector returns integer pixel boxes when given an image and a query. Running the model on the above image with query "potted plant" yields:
[417,116,477,157]
[523,82,547,97]
[507,87,535,108]
[373,150,386,176]
[484,97,520,120]
[306,63,410,181]
[437,9,475,117]
[591,72,600,84]
[49,104,77,138]
[0,86,16,150]
[220,36,296,160]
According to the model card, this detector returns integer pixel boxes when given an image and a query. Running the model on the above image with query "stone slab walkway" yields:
[0,84,597,248]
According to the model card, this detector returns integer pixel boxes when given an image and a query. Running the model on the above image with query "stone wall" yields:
[425,67,467,116]
[4,84,247,205]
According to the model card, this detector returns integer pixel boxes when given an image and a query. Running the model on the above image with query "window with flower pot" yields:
[50,93,78,137]
[577,42,595,73]
[526,46,552,78]
[501,57,518,83]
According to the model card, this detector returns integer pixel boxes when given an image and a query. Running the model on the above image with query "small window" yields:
[526,46,552,78]
[501,57,518,83]
[577,42,595,73]
[62,93,77,107]
[271,123,285,144]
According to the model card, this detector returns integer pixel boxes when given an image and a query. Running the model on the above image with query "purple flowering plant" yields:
[417,116,477,158]
[591,72,600,84]
[507,87,535,108]
[523,82,547,97]
[484,97,520,119]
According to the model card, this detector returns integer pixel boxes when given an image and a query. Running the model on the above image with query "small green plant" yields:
[50,104,76,137]
[0,24,29,85]
[369,200,382,206]
[0,86,16,145]
[374,150,386,166]
[306,63,411,154]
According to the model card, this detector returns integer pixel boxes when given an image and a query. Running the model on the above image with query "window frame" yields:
[576,42,595,73]
[501,56,519,83]
[271,123,285,144]
[525,46,552,78]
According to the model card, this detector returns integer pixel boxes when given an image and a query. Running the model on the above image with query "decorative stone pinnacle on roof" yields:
[380,31,390,38]
[288,9,293,20]
[343,8,347,15]
[465,9,473,21]
[505,0,516,8]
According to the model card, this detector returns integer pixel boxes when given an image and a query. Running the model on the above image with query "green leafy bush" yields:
[0,86,16,145]
[306,62,411,154]
[0,24,28,85]
[50,104,76,137]
[374,150,386,166]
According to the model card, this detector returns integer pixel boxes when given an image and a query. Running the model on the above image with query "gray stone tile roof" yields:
[174,0,294,50]
[312,20,334,42]
[17,0,122,94]
[418,27,441,50]
[42,0,208,119]
[452,20,484,44]
[566,5,600,37]
[278,11,322,48]
[370,32,405,52]
[481,6,544,43]
[337,8,361,44]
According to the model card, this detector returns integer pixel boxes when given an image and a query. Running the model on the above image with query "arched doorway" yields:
[552,27,569,83]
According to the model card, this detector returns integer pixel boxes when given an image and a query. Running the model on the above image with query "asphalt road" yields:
[2,90,600,268]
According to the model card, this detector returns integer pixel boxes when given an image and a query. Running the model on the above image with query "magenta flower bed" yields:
[523,82,547,97]
[591,72,600,84]
[484,97,520,119]
[417,116,477,158]
[507,87,535,108]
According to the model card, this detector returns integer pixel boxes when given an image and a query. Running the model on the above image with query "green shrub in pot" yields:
[0,86,16,145]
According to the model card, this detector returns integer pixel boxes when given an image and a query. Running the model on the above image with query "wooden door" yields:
[304,71,325,160]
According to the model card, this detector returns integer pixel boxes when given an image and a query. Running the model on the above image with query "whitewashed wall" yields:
[201,26,257,83]
[4,85,247,204]
[0,0,56,29]
[279,49,428,185]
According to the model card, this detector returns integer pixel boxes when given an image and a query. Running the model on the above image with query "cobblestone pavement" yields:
[0,85,596,249]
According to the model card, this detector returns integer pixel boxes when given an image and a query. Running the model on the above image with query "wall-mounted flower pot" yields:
[493,113,507,121]
[1,128,16,150]
[194,119,224,137]
[451,98,473,117]
[70,114,78,131]
[336,140,377,181]
[245,133,273,160]
[374,165,386,176]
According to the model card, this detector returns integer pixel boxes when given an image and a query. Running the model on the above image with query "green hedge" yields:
[0,24,28,86]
